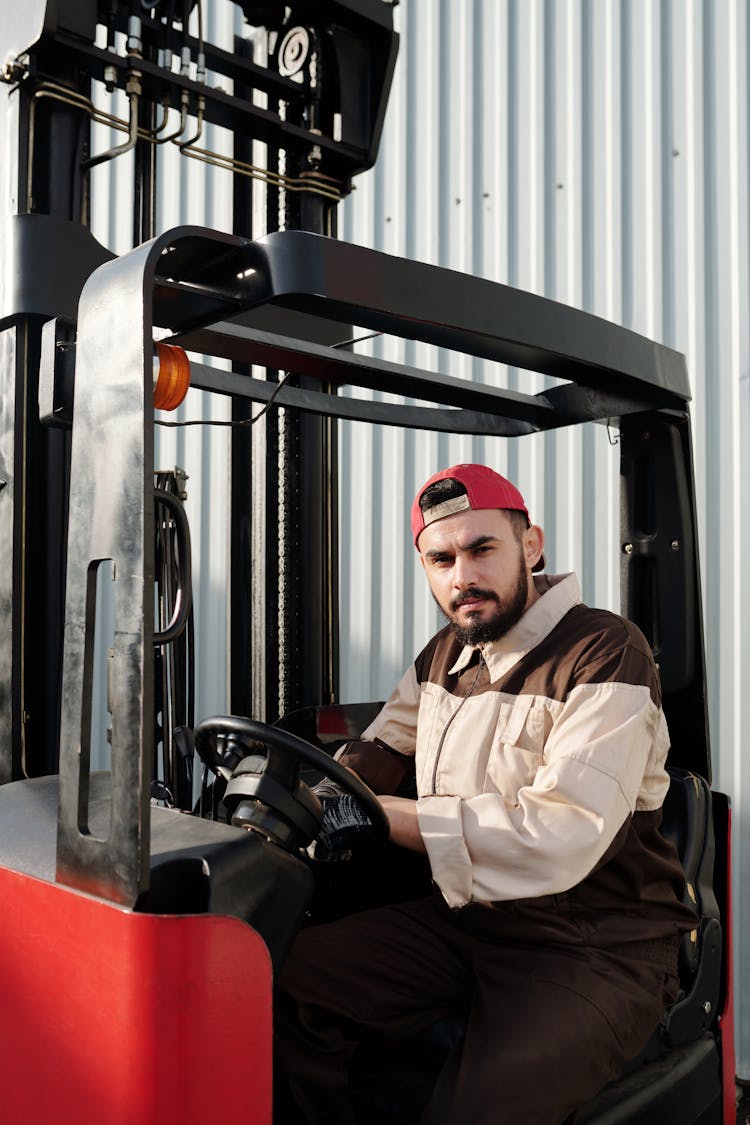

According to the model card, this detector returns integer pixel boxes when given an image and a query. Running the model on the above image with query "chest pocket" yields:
[483,695,546,801]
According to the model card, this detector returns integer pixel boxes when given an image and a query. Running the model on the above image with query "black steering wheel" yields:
[194,715,390,849]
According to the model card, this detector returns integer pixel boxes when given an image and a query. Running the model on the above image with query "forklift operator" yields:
[274,464,697,1125]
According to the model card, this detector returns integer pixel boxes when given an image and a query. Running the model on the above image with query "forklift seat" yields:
[349,764,724,1124]
[575,766,723,1124]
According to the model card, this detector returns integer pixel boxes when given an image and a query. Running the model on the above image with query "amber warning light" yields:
[153,343,190,411]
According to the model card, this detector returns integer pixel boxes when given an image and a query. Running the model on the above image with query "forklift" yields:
[0,2,735,1122]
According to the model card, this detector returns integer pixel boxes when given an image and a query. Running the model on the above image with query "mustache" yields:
[450,586,499,612]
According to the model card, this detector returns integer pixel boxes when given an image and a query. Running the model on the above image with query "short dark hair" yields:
[419,476,466,511]
[419,476,528,544]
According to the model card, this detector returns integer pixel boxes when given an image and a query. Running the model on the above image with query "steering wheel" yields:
[194,715,390,850]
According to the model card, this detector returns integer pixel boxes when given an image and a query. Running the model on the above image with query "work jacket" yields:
[340,573,694,944]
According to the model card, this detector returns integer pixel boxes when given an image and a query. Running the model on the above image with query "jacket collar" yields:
[447,572,582,682]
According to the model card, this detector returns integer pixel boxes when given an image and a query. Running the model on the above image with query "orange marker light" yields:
[153,342,190,411]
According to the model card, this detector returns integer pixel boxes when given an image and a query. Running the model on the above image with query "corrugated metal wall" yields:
[339,0,750,1077]
[87,0,750,1078]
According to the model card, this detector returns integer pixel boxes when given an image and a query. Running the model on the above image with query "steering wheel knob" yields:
[224,758,322,848]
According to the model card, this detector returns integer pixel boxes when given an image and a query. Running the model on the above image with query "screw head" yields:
[623,543,634,555]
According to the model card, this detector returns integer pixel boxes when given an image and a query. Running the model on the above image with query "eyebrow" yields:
[424,534,498,559]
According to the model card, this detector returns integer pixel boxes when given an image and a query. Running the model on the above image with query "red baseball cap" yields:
[411,464,545,570]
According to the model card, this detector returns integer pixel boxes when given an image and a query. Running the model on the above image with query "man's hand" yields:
[308,778,376,862]
[378,796,426,854]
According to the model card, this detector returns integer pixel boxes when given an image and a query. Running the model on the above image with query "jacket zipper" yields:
[429,653,485,794]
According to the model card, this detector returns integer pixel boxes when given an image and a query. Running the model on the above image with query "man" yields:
[274,464,696,1125]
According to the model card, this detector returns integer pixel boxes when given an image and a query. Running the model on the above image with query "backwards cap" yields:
[411,463,544,571]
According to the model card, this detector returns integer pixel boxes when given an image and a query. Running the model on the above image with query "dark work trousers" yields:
[273,893,680,1125]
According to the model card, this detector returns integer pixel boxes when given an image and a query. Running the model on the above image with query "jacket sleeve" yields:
[336,664,419,794]
[417,638,670,908]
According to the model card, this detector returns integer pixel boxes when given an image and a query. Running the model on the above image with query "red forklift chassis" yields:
[0,226,735,1123]
[0,865,272,1125]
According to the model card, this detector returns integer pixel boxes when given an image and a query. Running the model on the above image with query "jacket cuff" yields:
[417,794,473,908]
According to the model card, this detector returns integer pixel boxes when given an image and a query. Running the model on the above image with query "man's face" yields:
[417,508,543,645]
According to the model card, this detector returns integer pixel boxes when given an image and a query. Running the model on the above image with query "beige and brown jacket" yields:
[340,573,693,938]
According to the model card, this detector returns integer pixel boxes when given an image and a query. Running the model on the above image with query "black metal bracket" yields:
[3,1,399,189]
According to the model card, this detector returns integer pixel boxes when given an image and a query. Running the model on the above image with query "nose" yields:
[451,552,477,590]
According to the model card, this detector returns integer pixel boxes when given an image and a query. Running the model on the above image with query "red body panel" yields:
[0,864,272,1124]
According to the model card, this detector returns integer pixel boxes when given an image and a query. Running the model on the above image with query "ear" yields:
[523,524,545,571]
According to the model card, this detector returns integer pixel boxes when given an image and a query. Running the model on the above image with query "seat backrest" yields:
[658,767,722,1045]
[274,702,384,751]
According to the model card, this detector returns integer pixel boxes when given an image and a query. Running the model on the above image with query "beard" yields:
[438,554,529,646]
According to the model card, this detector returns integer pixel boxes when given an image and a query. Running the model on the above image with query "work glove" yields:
[308,777,375,862]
